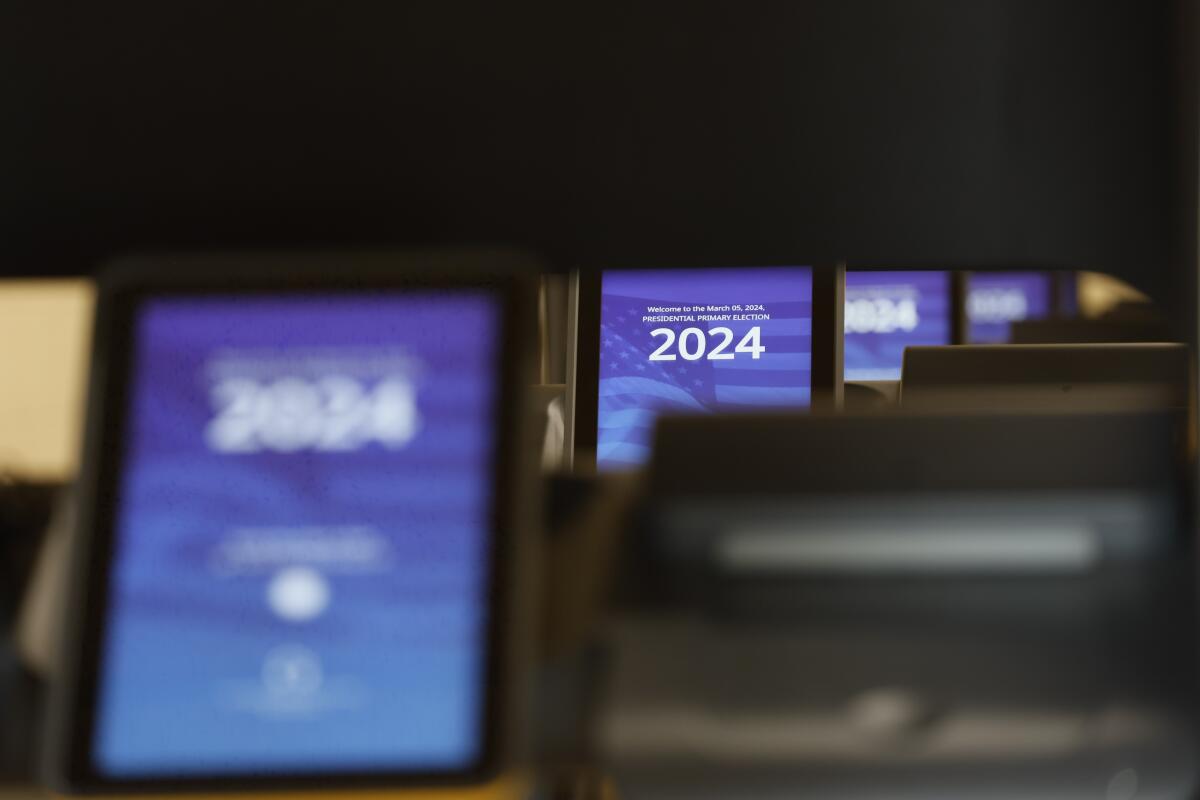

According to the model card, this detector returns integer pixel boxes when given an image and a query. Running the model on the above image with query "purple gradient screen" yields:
[968,272,1053,343]
[844,271,951,381]
[93,292,499,777]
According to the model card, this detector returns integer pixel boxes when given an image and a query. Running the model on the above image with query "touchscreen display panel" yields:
[597,267,813,469]
[967,272,1053,343]
[93,292,500,777]
[844,271,951,381]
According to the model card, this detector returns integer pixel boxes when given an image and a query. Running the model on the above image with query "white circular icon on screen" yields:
[266,566,331,622]
[261,645,323,696]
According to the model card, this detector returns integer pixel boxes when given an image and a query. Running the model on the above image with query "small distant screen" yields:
[597,267,813,469]
[968,272,1053,343]
[1057,272,1079,317]
[844,271,951,381]
[94,293,500,777]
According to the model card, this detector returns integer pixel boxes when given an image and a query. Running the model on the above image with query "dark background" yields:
[1,1,1196,328]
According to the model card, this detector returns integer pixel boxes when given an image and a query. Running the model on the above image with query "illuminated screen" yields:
[1058,273,1079,316]
[968,272,1053,343]
[94,293,499,777]
[597,267,813,469]
[844,271,951,381]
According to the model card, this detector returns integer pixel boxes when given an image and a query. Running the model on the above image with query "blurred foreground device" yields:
[599,411,1195,798]
[900,343,1191,412]
[45,252,539,797]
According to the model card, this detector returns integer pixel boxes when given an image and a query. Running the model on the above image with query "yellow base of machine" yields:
[45,775,528,800]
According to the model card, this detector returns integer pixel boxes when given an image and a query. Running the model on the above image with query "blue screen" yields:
[967,272,1053,343]
[94,293,499,777]
[844,271,951,381]
[597,267,813,469]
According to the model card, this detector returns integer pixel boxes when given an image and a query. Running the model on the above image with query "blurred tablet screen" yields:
[94,292,500,777]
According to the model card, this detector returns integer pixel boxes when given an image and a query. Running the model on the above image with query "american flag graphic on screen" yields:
[597,267,813,469]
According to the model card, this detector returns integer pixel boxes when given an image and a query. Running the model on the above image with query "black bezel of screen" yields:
[571,264,843,471]
[52,250,536,794]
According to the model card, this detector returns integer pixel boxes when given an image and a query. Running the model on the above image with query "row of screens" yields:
[845,270,1068,377]
[591,268,1073,469]
[47,264,1067,786]
[44,263,1070,787]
